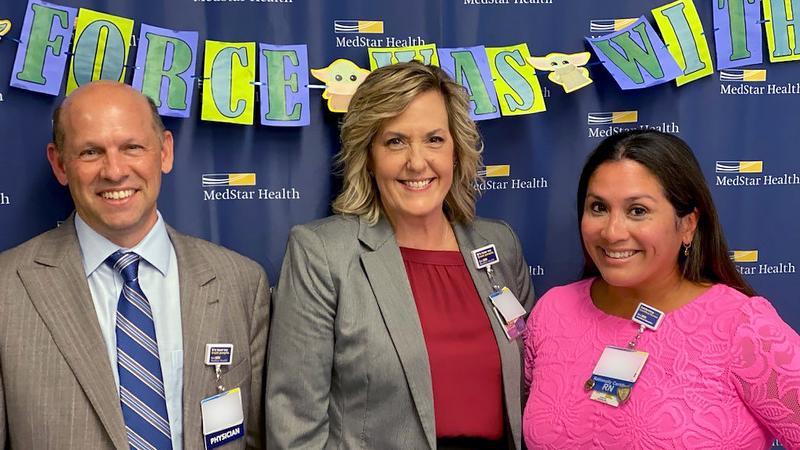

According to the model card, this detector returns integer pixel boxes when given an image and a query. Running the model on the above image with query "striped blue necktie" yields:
[107,250,172,450]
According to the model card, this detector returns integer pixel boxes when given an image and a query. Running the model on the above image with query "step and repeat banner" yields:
[0,0,798,357]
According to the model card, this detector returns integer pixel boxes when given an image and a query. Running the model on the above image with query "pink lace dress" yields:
[523,278,800,450]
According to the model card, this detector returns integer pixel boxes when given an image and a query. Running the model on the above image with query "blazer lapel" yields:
[453,222,524,450]
[170,228,219,445]
[358,217,436,450]
[18,217,128,449]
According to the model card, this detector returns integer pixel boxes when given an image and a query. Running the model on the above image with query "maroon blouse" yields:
[400,246,504,439]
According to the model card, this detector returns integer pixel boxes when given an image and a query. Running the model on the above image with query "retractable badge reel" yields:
[201,344,244,449]
[471,244,527,340]
[584,303,663,407]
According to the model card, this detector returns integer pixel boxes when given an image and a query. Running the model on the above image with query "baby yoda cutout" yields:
[311,59,370,113]
[0,19,11,38]
[529,52,593,93]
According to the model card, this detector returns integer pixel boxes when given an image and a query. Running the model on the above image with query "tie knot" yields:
[106,250,141,283]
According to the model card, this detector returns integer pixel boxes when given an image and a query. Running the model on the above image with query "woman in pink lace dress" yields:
[523,130,800,450]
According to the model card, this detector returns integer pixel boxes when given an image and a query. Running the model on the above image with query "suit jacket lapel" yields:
[453,222,524,450]
[358,217,436,450]
[18,217,128,449]
[170,228,219,445]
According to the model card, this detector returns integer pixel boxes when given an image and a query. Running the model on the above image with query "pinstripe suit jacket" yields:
[0,216,270,449]
[266,215,535,450]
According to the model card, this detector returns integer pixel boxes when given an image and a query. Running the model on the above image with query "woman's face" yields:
[369,90,455,226]
[580,159,697,290]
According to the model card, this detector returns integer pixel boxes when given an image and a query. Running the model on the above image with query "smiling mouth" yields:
[602,249,638,259]
[100,189,135,200]
[400,178,434,190]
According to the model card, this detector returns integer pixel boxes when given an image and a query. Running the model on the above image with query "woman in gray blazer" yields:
[266,61,535,450]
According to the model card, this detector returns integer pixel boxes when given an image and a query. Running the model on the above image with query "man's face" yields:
[47,83,174,248]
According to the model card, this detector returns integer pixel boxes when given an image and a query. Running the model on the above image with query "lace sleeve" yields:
[730,297,800,449]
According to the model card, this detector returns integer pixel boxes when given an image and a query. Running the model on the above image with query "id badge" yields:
[201,387,245,449]
[587,346,648,407]
[632,303,664,330]
[489,287,526,340]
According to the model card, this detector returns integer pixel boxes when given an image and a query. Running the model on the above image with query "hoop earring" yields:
[683,242,691,257]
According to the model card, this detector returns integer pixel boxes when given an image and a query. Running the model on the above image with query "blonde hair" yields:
[332,61,483,225]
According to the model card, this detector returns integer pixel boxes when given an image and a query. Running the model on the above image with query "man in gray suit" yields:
[0,81,269,449]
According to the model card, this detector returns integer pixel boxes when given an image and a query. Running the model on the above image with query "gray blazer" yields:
[266,215,535,450]
[0,216,270,449]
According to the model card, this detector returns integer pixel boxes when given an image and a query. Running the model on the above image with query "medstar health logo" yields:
[201,172,300,201]
[588,18,637,37]
[731,249,796,276]
[587,111,638,125]
[720,68,800,96]
[730,250,759,263]
[478,165,511,177]
[334,19,425,48]
[334,20,384,34]
[719,69,767,82]
[715,161,763,174]
[475,164,547,192]
[715,160,800,187]
[586,110,680,138]
[202,173,257,187]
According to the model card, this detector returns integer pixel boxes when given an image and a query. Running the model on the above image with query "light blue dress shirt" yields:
[75,212,183,450]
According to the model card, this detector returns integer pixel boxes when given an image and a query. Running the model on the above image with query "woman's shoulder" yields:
[286,215,364,258]
[290,214,360,239]
[712,284,784,325]
[697,283,767,315]
[540,278,593,302]
[532,278,594,315]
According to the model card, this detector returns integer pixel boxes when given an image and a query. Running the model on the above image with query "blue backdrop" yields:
[1,0,798,390]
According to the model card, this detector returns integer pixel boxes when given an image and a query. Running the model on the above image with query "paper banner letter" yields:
[438,47,500,121]
[132,24,198,118]
[529,52,593,93]
[66,9,134,94]
[763,0,800,62]
[201,40,255,124]
[713,0,762,69]
[587,16,682,89]
[485,44,546,116]
[10,0,76,96]
[310,59,369,113]
[368,43,439,69]
[652,0,714,86]
[259,44,310,126]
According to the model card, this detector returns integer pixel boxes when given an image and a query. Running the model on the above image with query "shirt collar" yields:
[75,212,172,277]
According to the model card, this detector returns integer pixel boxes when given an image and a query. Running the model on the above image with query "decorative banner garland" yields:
[3,0,799,126]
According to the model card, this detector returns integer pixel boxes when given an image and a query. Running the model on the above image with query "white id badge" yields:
[588,346,648,407]
[201,387,244,449]
[489,287,527,341]
[489,287,526,323]
[593,346,649,382]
